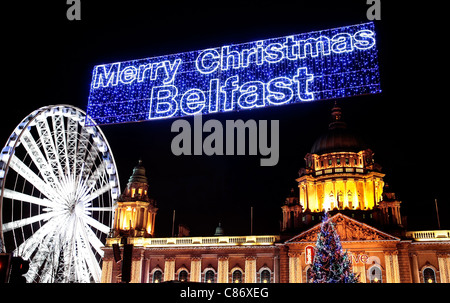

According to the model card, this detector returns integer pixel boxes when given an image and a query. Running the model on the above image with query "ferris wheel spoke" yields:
[38,244,62,283]
[82,145,100,181]
[2,209,64,233]
[29,215,73,283]
[9,154,63,204]
[52,113,70,176]
[83,223,106,257]
[85,206,114,212]
[81,213,111,234]
[20,130,61,192]
[0,188,54,208]
[16,216,65,260]
[84,161,107,191]
[74,226,92,282]
[75,127,92,177]
[77,221,102,281]
[66,116,79,177]
[35,116,64,179]
[23,221,63,282]
[80,183,111,206]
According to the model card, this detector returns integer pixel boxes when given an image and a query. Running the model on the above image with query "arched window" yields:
[153,270,162,283]
[337,191,343,209]
[347,191,353,209]
[368,266,382,283]
[329,192,334,209]
[178,270,188,282]
[232,269,243,283]
[259,269,271,283]
[204,269,215,283]
[423,267,436,283]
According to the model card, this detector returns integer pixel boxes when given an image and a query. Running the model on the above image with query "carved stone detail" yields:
[286,213,398,243]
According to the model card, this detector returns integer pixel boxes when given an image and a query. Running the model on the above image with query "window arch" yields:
[337,191,343,209]
[329,191,334,209]
[368,265,382,283]
[258,267,271,283]
[204,269,216,283]
[178,269,189,282]
[232,268,243,283]
[151,268,163,283]
[423,267,436,283]
[347,191,353,209]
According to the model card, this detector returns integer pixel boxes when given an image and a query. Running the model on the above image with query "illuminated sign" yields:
[305,245,315,264]
[86,22,380,125]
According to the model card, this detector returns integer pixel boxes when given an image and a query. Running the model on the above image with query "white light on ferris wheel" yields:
[0,105,120,283]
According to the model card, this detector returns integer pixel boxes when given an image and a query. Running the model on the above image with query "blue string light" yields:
[86,22,381,125]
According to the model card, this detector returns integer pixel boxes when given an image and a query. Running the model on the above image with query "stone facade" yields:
[101,104,450,283]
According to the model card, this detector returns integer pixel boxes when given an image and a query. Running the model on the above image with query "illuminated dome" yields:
[310,103,365,155]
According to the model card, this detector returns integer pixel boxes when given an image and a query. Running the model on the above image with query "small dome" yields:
[310,103,365,155]
[128,159,148,184]
[214,223,224,236]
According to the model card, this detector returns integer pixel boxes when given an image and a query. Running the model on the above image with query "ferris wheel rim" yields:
[0,104,121,282]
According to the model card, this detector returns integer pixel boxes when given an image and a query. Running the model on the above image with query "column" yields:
[392,251,400,283]
[281,207,288,231]
[372,180,377,208]
[245,256,257,283]
[273,256,279,283]
[164,257,175,281]
[411,253,420,283]
[332,180,336,209]
[361,180,366,209]
[143,257,150,283]
[343,179,348,209]
[130,251,144,283]
[352,252,366,283]
[190,257,202,282]
[131,259,142,283]
[395,205,402,225]
[437,253,449,283]
[101,259,113,283]
[114,208,120,231]
[384,251,400,283]
[384,252,393,283]
[288,252,302,283]
[353,264,366,283]
[218,256,229,283]
[313,182,318,211]
[305,183,309,211]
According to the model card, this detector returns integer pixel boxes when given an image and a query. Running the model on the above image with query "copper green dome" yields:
[214,223,224,236]
[310,104,365,155]
[128,159,148,184]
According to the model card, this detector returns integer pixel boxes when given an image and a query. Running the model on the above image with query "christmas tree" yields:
[309,212,359,283]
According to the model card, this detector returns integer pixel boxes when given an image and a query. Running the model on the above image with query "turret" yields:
[113,160,158,237]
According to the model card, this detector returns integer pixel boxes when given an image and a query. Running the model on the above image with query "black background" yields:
[2,0,448,239]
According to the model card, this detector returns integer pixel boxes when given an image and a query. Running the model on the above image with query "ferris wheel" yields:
[0,105,120,283]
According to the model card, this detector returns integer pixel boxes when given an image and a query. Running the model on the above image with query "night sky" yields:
[2,1,448,238]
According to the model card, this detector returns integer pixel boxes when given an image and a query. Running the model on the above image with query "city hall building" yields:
[100,104,450,283]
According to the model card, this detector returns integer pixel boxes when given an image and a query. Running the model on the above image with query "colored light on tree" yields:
[309,212,359,283]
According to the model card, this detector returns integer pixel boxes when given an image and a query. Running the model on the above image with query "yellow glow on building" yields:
[297,151,385,212]
[295,104,385,213]
[112,160,157,238]
[106,235,280,247]
[114,201,157,237]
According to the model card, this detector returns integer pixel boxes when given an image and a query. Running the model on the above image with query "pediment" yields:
[285,213,400,243]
